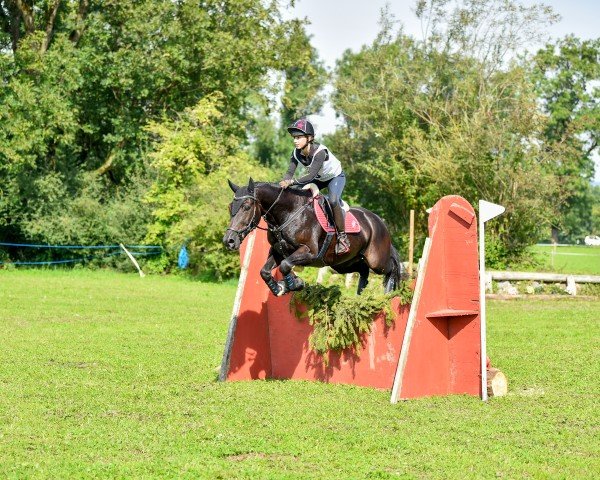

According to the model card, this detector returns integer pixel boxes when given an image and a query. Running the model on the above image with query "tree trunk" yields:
[69,0,89,45]
[551,225,559,245]
[12,0,35,35]
[4,0,22,51]
[95,140,125,176]
[40,0,61,53]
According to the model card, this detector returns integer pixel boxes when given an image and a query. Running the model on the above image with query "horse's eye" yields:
[243,204,251,211]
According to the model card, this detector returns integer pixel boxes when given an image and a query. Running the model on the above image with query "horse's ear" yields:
[248,177,255,194]
[227,179,239,193]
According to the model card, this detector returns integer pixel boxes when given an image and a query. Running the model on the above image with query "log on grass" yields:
[487,368,508,397]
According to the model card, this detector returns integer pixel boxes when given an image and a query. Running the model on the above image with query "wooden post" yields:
[119,243,145,278]
[408,210,415,277]
[479,200,505,401]
[316,267,328,284]
[390,238,431,403]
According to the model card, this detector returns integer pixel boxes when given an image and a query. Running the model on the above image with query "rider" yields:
[279,118,350,255]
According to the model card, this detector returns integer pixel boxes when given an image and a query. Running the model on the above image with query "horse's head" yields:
[222,178,261,251]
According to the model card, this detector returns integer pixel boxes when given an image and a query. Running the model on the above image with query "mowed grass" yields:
[528,245,600,275]
[0,270,598,479]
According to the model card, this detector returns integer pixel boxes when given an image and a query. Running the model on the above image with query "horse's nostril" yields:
[223,235,234,248]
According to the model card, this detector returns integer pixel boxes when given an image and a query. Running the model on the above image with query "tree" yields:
[249,21,327,170]
[532,36,600,242]
[0,0,314,257]
[328,1,560,265]
[590,184,600,235]
[145,95,272,277]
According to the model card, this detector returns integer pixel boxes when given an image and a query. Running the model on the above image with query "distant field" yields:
[0,269,598,478]
[527,245,600,275]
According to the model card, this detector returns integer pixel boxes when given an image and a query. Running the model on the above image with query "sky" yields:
[288,0,600,183]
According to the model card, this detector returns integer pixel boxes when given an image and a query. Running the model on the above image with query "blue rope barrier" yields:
[0,242,162,250]
[0,249,162,266]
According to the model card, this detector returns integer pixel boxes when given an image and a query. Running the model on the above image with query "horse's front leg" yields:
[260,249,284,296]
[279,245,315,292]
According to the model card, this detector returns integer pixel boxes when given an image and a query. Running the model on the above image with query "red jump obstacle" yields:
[220,195,484,401]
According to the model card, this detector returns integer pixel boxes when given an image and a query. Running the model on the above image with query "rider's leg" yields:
[327,174,350,255]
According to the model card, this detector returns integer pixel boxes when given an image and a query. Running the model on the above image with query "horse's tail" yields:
[384,244,404,293]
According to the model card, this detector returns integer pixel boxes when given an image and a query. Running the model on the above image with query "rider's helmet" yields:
[287,118,315,137]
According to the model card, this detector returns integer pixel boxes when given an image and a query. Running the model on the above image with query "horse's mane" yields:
[255,182,313,198]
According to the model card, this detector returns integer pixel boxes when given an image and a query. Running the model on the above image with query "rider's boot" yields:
[333,204,350,255]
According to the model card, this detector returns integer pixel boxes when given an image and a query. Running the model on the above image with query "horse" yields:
[222,178,404,296]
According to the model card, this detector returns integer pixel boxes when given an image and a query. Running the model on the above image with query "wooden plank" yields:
[390,238,431,404]
[489,271,600,283]
[219,230,256,381]
[426,309,478,318]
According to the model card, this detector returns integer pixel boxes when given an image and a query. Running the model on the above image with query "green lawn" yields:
[0,269,598,479]
[528,244,600,275]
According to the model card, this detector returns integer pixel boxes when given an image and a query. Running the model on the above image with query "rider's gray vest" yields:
[293,144,342,182]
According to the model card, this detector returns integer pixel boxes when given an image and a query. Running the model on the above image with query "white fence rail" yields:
[317,267,600,296]
[487,271,600,296]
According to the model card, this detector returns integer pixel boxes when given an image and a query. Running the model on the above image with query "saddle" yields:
[313,195,360,234]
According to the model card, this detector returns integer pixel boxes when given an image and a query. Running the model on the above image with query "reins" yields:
[227,186,310,241]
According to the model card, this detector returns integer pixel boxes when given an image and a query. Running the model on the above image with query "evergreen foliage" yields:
[291,282,412,361]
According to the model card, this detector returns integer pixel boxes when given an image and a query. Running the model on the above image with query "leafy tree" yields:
[591,184,600,235]
[328,0,560,265]
[532,36,600,242]
[279,21,327,127]
[249,20,327,170]
[145,95,273,278]
[0,0,315,266]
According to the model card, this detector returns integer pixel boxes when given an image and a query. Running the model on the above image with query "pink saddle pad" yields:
[313,197,361,233]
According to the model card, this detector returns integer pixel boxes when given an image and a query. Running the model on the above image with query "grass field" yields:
[1,269,598,479]
[528,245,600,275]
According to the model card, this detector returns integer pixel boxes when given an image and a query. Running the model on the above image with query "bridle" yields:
[226,186,310,242]
[225,193,261,242]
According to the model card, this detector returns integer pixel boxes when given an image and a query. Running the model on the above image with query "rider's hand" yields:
[279,179,294,189]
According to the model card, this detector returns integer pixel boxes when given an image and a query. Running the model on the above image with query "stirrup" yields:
[335,232,350,255]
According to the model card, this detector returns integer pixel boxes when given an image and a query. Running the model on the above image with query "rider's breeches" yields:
[324,173,346,232]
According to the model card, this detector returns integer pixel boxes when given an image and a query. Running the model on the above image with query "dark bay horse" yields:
[223,178,403,296]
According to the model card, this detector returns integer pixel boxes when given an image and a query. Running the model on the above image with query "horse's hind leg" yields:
[383,247,402,293]
[384,273,395,293]
[356,262,370,295]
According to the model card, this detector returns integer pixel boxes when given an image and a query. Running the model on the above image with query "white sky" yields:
[288,0,600,182]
